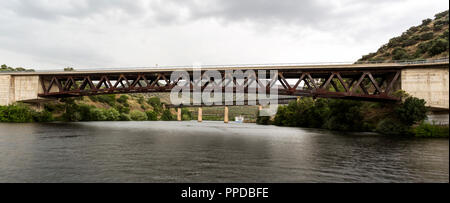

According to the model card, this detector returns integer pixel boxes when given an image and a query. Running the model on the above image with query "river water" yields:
[0,121,448,183]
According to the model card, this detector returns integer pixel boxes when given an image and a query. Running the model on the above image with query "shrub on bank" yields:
[90,108,107,121]
[325,99,367,131]
[32,110,54,122]
[413,123,449,138]
[117,95,129,104]
[375,118,412,136]
[130,110,148,121]
[256,116,272,125]
[103,108,120,121]
[272,98,367,131]
[147,97,163,113]
[0,104,53,123]
[181,108,193,121]
[396,97,427,126]
[119,113,131,121]
[115,105,130,114]
[267,95,434,137]
[90,95,116,106]
[161,109,175,121]
[146,111,158,121]
[0,104,34,122]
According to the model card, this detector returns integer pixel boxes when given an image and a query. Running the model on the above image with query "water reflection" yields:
[0,121,448,182]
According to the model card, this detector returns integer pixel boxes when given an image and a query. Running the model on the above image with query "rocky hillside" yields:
[358,10,449,62]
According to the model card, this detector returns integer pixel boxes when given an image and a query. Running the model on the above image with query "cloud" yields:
[0,0,147,21]
[0,0,448,69]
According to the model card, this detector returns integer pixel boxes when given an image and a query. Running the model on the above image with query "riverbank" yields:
[1,94,448,138]
[1,93,259,123]
[0,95,187,123]
[257,96,449,138]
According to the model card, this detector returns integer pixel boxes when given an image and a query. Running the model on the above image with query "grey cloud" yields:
[0,0,400,27]
[1,0,147,21]
[182,0,332,26]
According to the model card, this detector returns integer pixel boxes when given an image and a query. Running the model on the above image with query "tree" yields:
[421,18,432,25]
[396,97,427,126]
[325,99,365,131]
[392,48,409,60]
[161,109,175,121]
[420,32,434,41]
[146,111,158,121]
[181,108,193,120]
[103,108,120,121]
[130,110,148,121]
[147,97,163,113]
[428,39,449,56]
[117,95,129,104]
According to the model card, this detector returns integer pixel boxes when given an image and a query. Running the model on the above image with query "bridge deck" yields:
[1,61,448,76]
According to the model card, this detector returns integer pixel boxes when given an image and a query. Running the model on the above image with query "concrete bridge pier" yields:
[258,105,262,116]
[198,107,202,122]
[177,108,181,121]
[224,106,229,123]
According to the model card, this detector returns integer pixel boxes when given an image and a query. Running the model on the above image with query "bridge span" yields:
[0,59,448,110]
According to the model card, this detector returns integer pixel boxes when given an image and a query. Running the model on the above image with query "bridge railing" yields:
[59,57,450,71]
[3,57,448,73]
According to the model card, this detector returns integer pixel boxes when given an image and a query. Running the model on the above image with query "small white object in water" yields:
[235,116,244,123]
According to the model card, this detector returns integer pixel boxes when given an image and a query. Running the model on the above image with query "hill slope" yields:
[358,10,449,62]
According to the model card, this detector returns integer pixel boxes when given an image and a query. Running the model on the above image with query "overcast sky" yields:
[0,0,448,70]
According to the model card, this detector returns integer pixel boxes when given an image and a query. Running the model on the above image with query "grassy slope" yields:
[46,92,259,121]
[358,10,449,62]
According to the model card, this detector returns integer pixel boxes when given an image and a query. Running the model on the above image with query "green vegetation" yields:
[260,95,447,138]
[256,116,272,125]
[271,98,369,131]
[358,10,449,61]
[181,108,193,120]
[147,97,163,113]
[375,118,411,136]
[64,67,75,71]
[161,109,175,121]
[0,104,52,122]
[396,97,427,126]
[413,122,449,138]
[119,113,131,121]
[89,95,116,106]
[0,64,34,72]
[0,94,176,123]
[117,95,129,104]
[146,111,158,121]
[130,110,148,121]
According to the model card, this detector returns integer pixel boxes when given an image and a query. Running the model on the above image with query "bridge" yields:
[1,59,449,117]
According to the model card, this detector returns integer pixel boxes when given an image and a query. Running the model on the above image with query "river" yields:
[0,121,448,183]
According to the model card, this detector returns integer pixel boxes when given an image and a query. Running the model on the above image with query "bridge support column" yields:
[198,107,202,122]
[177,108,181,121]
[224,106,229,123]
